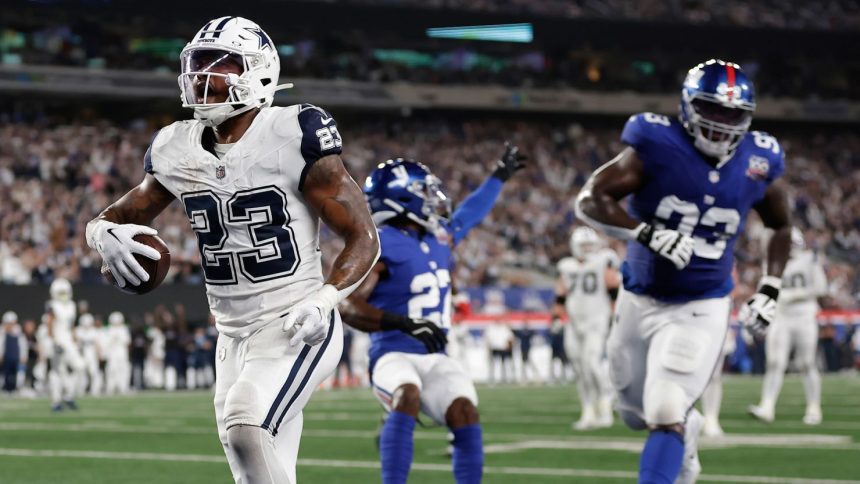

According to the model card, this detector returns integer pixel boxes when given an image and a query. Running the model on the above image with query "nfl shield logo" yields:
[215,165,226,179]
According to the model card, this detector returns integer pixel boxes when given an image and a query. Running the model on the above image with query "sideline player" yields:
[75,313,103,395]
[340,148,525,484]
[44,278,85,411]
[749,228,827,425]
[85,17,379,483]
[576,59,792,483]
[553,226,620,430]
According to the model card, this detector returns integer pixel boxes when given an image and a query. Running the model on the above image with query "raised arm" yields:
[85,174,176,288]
[448,142,526,245]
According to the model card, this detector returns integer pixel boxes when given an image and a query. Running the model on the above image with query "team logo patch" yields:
[215,165,226,179]
[746,155,770,180]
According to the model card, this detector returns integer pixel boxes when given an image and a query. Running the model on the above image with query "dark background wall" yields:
[0,283,209,322]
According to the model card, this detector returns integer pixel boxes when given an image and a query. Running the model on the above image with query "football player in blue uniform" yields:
[576,59,792,484]
[340,146,525,484]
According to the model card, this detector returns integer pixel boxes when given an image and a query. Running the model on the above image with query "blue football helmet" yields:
[363,158,451,230]
[679,59,756,158]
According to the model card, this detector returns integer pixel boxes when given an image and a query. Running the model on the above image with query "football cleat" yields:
[747,404,774,423]
[803,404,822,425]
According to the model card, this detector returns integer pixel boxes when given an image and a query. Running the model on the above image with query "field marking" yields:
[0,421,858,452]
[484,435,858,454]
[0,448,857,483]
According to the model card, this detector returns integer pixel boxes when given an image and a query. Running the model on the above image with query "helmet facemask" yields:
[385,174,451,231]
[178,48,275,127]
[682,92,753,159]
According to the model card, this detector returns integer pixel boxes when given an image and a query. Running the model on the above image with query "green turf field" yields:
[0,374,858,483]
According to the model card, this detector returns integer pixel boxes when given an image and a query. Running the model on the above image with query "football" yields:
[101,234,171,295]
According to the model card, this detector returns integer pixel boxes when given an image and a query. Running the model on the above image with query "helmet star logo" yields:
[243,26,273,50]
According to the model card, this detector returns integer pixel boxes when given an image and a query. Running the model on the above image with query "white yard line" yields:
[0,448,857,483]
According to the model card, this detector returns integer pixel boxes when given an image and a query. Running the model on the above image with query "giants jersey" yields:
[367,225,453,371]
[145,104,343,337]
[557,248,619,320]
[48,299,76,343]
[778,250,827,311]
[620,113,785,303]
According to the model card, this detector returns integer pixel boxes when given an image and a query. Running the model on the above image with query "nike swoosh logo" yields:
[320,117,334,126]
[692,312,707,317]
[106,228,121,242]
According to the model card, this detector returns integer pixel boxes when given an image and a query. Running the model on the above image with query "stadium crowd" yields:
[345,0,860,31]
[1,10,856,99]
[1,115,860,312]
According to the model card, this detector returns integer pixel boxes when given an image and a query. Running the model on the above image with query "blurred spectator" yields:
[1,311,27,393]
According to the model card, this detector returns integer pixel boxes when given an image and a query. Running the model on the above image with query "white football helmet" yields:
[178,16,292,127]
[79,314,95,328]
[791,227,806,252]
[2,311,17,325]
[108,312,125,326]
[570,226,601,259]
[50,278,73,301]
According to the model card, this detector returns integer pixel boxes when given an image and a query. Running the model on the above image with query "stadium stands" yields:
[1,117,858,310]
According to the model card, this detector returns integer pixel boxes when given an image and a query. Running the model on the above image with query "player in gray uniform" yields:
[554,227,620,430]
[749,228,828,425]
[86,16,379,484]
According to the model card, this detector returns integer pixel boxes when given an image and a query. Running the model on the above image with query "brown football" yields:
[101,234,171,295]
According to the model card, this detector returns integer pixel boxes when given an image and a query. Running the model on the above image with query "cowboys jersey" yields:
[557,248,619,321]
[145,104,343,337]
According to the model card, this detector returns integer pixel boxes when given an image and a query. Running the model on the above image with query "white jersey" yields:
[778,250,827,316]
[557,248,619,321]
[105,325,131,360]
[75,325,100,357]
[48,299,76,344]
[146,104,344,337]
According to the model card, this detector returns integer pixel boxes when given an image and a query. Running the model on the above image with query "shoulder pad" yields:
[621,112,676,153]
[747,131,785,182]
[297,103,342,165]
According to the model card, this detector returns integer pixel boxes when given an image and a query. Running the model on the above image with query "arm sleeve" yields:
[297,104,343,191]
[143,129,161,175]
[449,176,504,246]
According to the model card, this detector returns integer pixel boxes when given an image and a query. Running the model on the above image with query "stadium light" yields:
[426,23,533,43]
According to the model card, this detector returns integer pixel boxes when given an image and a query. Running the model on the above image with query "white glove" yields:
[739,276,781,339]
[636,223,695,270]
[86,220,161,288]
[284,285,339,347]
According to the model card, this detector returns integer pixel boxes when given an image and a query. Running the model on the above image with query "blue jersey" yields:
[367,176,503,371]
[620,113,785,303]
[368,225,454,370]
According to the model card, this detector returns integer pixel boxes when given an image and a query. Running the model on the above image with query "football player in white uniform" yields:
[75,313,103,395]
[44,278,85,411]
[104,312,132,395]
[553,227,620,430]
[749,228,828,425]
[85,17,379,484]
